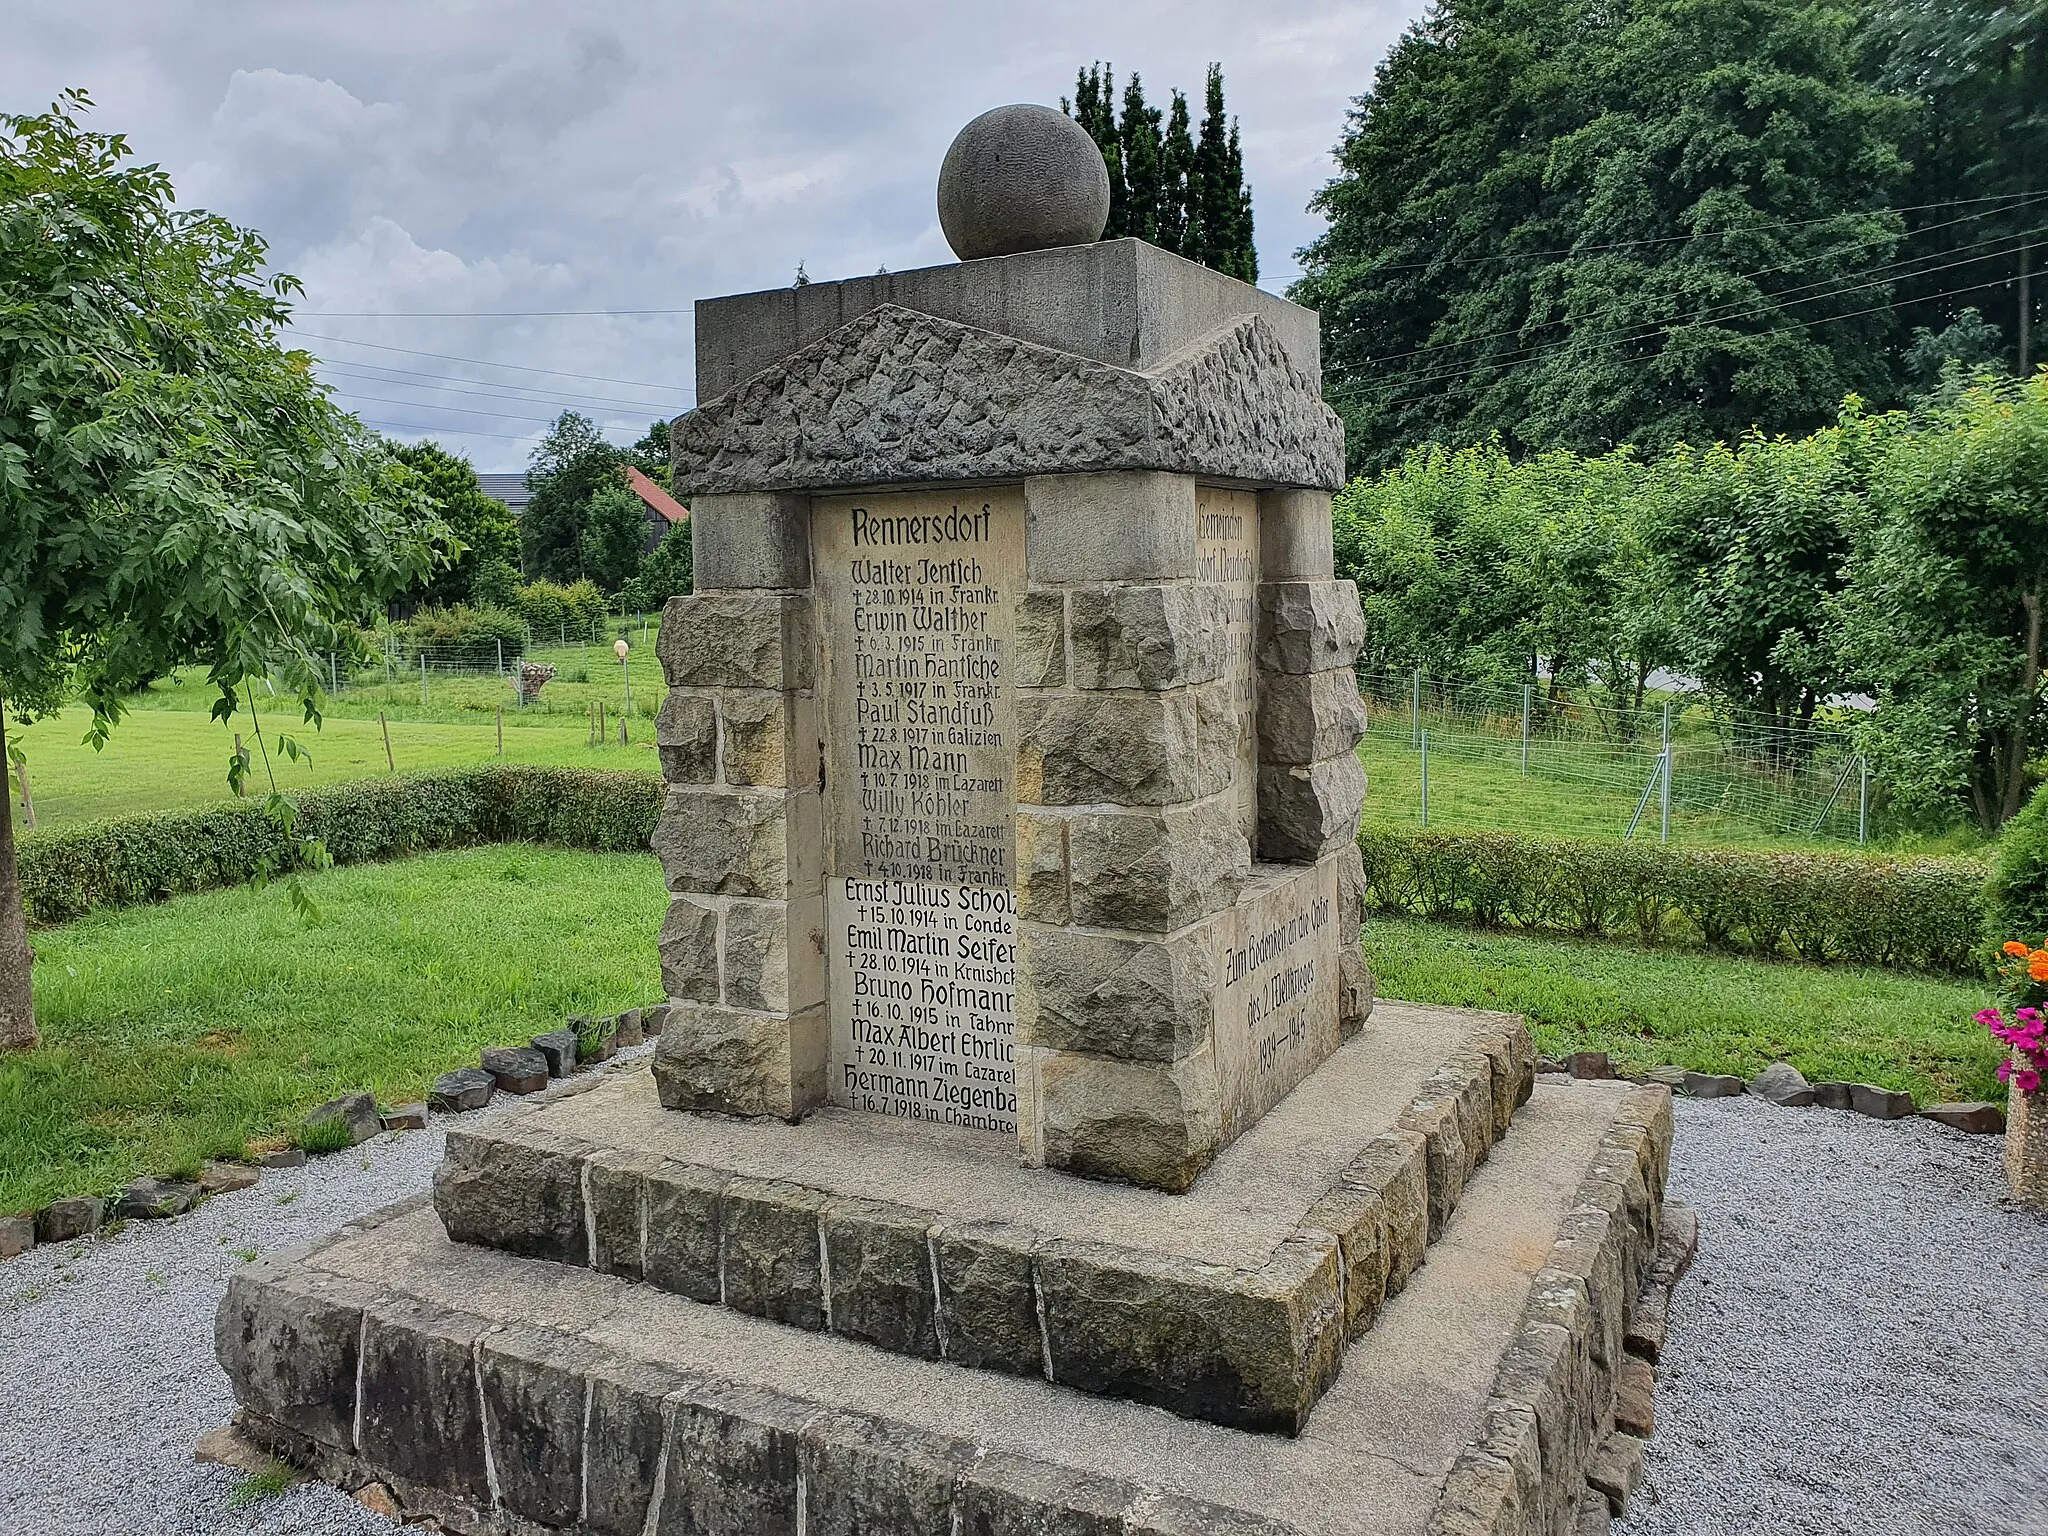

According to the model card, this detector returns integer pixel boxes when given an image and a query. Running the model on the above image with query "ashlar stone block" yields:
[432,1128,588,1264]
[1024,471,1196,585]
[821,1196,943,1359]
[1017,691,1201,806]
[650,1000,826,1120]
[1258,488,1336,582]
[652,785,821,899]
[1014,810,1071,926]
[1257,752,1368,862]
[720,1177,829,1329]
[1016,590,1067,688]
[654,691,717,784]
[1256,581,1364,676]
[689,491,811,591]
[723,895,825,1015]
[1257,668,1367,766]
[1065,799,1249,933]
[656,591,815,691]
[1030,1047,1224,1192]
[719,688,821,789]
[215,1269,376,1453]
[1069,584,1228,690]
[1018,922,1217,1062]
[657,895,721,1006]
[356,1299,494,1503]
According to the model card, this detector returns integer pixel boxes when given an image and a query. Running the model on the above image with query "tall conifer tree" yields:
[1120,75,1166,246]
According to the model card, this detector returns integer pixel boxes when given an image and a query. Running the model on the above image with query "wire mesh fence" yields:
[1357,667,1875,845]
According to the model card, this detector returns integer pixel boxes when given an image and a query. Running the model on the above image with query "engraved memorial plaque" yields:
[815,489,1024,1133]
[1197,486,1260,843]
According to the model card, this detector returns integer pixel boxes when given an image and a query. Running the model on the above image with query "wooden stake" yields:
[496,704,504,756]
[620,714,628,747]
[379,711,395,772]
[14,758,34,830]
[598,700,606,745]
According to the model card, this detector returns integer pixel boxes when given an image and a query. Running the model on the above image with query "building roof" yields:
[476,472,531,509]
[625,465,688,524]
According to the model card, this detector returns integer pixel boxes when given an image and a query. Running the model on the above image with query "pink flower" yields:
[1977,1007,2005,1028]
[2000,1059,2014,1084]
[2016,1068,2043,1094]
[2018,1007,2043,1025]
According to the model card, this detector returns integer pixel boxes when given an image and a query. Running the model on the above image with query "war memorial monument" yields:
[214,105,1679,1535]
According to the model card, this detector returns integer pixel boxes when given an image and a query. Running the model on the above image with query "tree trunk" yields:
[1999,591,2044,828]
[0,708,35,1051]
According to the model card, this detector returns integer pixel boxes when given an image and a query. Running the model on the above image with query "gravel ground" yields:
[1622,1095,2048,1536]
[0,1047,653,1536]
[4,1069,2044,1534]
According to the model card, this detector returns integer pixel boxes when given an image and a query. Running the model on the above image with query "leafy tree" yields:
[1295,0,1910,472]
[1065,63,1255,278]
[521,410,624,583]
[1835,371,2048,830]
[623,519,694,612]
[630,418,671,475]
[394,441,518,607]
[0,93,441,1048]
[1867,0,2048,375]
[581,479,651,594]
[1904,305,2009,392]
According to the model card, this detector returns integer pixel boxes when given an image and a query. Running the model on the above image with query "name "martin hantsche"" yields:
[851,504,993,547]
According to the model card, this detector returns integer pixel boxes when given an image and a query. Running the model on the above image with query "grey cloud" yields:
[4,0,1420,467]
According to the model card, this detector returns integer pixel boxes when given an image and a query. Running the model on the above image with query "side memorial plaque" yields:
[815,489,1024,1135]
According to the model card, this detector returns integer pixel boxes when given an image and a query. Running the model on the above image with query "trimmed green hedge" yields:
[21,766,664,924]
[1356,828,1988,974]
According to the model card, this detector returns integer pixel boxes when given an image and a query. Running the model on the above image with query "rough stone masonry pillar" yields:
[653,183,1370,1193]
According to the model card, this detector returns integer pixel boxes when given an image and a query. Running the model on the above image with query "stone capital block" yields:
[1025,472,1197,584]
[1017,690,1201,806]
[651,1001,826,1120]
[1065,799,1250,933]
[658,895,721,1005]
[1256,580,1364,676]
[1257,668,1367,766]
[657,591,815,691]
[1258,488,1336,581]
[1015,590,1067,688]
[1257,752,1367,862]
[719,689,822,789]
[724,896,826,1015]
[1017,921,1217,1062]
[1014,810,1070,926]
[1069,584,1227,690]
[690,491,811,591]
[652,785,821,899]
[1028,1046,1224,1192]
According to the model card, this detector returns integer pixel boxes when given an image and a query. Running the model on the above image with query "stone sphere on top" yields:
[937,104,1111,261]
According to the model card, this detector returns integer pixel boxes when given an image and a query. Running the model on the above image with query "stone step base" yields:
[216,1077,1673,1536]
[429,1002,1536,1433]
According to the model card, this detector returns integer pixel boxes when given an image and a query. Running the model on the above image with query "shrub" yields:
[1987,780,2048,952]
[392,603,529,652]
[1353,827,1987,974]
[19,765,664,925]
[514,578,610,643]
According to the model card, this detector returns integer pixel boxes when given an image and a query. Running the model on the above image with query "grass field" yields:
[1365,914,2000,1103]
[0,846,667,1214]
[10,703,663,835]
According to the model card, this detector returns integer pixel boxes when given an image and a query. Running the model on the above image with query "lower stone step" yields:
[429,1002,1535,1433]
[215,1077,1672,1536]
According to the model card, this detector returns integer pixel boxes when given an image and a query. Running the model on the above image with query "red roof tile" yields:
[624,465,688,523]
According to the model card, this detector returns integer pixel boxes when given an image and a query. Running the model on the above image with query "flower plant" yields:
[1978,941,2048,1095]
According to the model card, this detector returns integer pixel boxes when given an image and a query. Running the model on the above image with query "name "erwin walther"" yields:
[851,504,993,547]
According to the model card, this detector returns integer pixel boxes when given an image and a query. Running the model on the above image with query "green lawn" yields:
[1366,914,2000,1104]
[11,703,663,835]
[1,846,667,1214]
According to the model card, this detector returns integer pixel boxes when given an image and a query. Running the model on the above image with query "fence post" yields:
[1659,701,1672,844]
[379,711,394,772]
[1858,756,1869,846]
[1520,684,1531,775]
[1411,667,1421,748]
[420,652,428,708]
[497,704,504,757]
[329,652,338,695]
[497,640,504,678]
[1420,730,1429,827]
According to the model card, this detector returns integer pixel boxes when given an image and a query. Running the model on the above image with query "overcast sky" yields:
[7,2,1420,470]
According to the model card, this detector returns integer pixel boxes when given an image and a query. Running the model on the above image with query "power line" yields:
[315,361,679,416]
[352,416,550,443]
[322,389,579,426]
[299,306,695,318]
[1326,233,2047,405]
[286,329,694,396]
[1324,195,2048,378]
[1313,189,2048,277]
